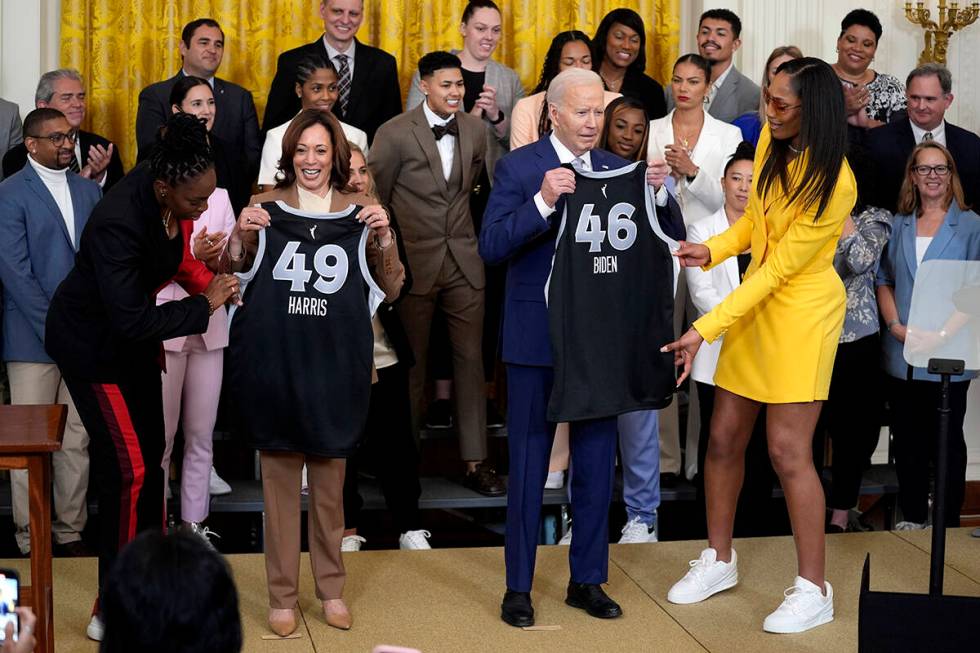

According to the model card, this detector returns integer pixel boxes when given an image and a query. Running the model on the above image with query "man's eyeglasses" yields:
[27,131,79,147]
[763,88,801,115]
[912,164,951,177]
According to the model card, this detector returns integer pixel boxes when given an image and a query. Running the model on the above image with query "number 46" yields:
[574,202,637,252]
[272,241,350,294]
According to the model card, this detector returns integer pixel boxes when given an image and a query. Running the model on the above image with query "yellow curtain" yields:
[61,0,680,169]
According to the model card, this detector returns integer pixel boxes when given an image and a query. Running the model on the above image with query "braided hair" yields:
[149,112,213,187]
[534,31,592,139]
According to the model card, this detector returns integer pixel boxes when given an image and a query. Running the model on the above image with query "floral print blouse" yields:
[841,72,907,124]
[834,206,893,342]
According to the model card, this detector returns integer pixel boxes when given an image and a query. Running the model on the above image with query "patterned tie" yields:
[923,131,934,142]
[335,54,352,116]
[68,149,80,173]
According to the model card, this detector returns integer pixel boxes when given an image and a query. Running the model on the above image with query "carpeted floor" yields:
[8,528,980,652]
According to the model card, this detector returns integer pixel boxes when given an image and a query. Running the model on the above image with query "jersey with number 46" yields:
[546,161,679,421]
[228,201,386,457]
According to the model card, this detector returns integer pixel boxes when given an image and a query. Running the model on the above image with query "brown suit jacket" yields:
[368,104,486,295]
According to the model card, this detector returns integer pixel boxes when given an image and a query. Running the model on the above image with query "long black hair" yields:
[591,9,647,74]
[168,75,211,110]
[533,30,592,137]
[757,57,847,219]
[724,140,755,175]
[149,112,213,186]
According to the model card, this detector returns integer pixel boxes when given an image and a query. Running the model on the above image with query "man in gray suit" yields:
[370,52,504,497]
[0,97,22,181]
[667,8,759,123]
[0,108,101,556]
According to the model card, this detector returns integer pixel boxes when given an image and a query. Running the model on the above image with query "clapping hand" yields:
[80,142,114,182]
[664,144,697,179]
[472,84,502,123]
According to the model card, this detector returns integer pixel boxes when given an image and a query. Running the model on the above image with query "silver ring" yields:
[206,238,214,246]
[246,217,252,224]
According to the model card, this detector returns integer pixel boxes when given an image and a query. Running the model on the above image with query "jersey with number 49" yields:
[228,201,386,457]
[546,161,678,421]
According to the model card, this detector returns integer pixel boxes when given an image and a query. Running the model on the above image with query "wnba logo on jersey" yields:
[573,201,638,275]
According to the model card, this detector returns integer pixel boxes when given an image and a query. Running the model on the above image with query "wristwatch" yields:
[486,110,504,125]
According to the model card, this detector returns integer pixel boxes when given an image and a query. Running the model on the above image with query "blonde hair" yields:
[757,45,803,122]
[897,141,967,215]
[346,142,378,200]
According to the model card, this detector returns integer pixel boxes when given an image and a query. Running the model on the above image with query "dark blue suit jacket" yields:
[479,136,684,368]
[860,118,980,213]
[0,162,101,362]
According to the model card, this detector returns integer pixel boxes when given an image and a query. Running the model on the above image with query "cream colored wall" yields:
[0,0,61,117]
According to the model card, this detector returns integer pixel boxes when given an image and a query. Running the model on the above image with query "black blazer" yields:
[135,73,262,183]
[859,119,980,213]
[2,130,125,190]
[44,162,210,381]
[262,37,402,144]
[619,69,668,122]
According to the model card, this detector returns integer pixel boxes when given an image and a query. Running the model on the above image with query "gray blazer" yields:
[0,98,22,182]
[666,65,760,124]
[406,57,524,182]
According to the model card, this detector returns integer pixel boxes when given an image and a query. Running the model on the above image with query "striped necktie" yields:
[68,149,80,173]
[335,53,351,116]
[922,131,934,142]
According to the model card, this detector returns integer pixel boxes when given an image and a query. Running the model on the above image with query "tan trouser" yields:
[8,362,89,553]
[261,451,346,608]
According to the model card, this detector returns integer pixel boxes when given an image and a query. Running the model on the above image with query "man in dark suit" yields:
[262,0,401,143]
[480,68,684,627]
[0,108,101,557]
[135,18,261,181]
[2,69,123,189]
[861,63,980,213]
[0,97,22,181]
[369,52,503,497]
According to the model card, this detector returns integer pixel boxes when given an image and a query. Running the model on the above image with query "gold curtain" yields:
[61,0,680,169]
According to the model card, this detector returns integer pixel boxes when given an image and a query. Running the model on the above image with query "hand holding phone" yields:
[0,570,18,643]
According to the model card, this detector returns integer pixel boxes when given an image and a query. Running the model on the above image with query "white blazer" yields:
[156,188,236,353]
[258,112,369,187]
[647,109,742,225]
[685,207,742,385]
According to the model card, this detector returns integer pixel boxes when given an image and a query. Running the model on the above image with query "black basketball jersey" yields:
[228,201,385,457]
[546,161,678,421]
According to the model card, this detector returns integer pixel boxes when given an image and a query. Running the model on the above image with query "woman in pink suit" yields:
[156,76,238,545]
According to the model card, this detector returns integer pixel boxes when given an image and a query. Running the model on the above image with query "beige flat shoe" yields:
[268,607,297,637]
[323,599,353,630]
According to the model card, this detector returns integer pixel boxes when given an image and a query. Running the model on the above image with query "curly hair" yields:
[532,31,593,138]
[149,112,213,187]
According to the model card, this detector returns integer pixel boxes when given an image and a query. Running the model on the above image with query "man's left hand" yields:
[79,142,114,183]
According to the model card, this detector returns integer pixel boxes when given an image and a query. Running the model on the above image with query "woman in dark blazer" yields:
[44,113,242,641]
[877,141,980,531]
[591,9,668,122]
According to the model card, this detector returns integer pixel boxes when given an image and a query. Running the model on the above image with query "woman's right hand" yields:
[673,241,711,268]
[890,323,908,344]
[2,608,36,652]
[203,273,241,309]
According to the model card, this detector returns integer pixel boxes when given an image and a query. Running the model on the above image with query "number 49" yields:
[272,241,350,294]
[574,202,637,252]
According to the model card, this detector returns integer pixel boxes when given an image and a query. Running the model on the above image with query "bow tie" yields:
[432,120,459,140]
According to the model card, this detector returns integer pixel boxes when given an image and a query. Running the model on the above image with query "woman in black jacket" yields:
[44,113,248,641]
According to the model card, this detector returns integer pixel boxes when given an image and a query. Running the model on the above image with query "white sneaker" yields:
[341,535,366,552]
[618,516,658,543]
[894,520,927,531]
[208,466,232,495]
[667,548,738,604]
[544,471,565,489]
[762,576,834,633]
[87,615,104,641]
[399,530,432,550]
[558,527,572,546]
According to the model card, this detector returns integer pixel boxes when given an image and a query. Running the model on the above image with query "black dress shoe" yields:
[424,399,454,429]
[565,582,622,619]
[501,590,534,627]
[463,463,507,497]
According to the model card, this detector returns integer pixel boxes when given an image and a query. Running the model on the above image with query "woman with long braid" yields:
[44,113,248,641]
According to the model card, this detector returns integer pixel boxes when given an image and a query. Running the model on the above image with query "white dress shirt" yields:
[422,100,456,182]
[706,61,734,110]
[181,69,215,88]
[910,119,947,146]
[27,154,76,248]
[324,37,356,79]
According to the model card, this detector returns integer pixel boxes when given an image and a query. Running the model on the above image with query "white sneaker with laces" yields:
[762,576,834,633]
[667,548,738,604]
[209,466,232,495]
[87,615,104,641]
[558,527,572,546]
[184,522,220,551]
[894,520,927,531]
[399,530,432,550]
[544,471,565,489]
[618,516,658,543]
[341,535,367,551]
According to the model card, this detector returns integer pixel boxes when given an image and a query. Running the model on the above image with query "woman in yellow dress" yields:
[662,58,856,634]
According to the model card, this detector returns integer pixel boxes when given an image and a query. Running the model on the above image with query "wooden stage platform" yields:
[6,528,980,652]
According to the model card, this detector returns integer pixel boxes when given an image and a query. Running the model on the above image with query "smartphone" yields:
[0,569,18,642]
